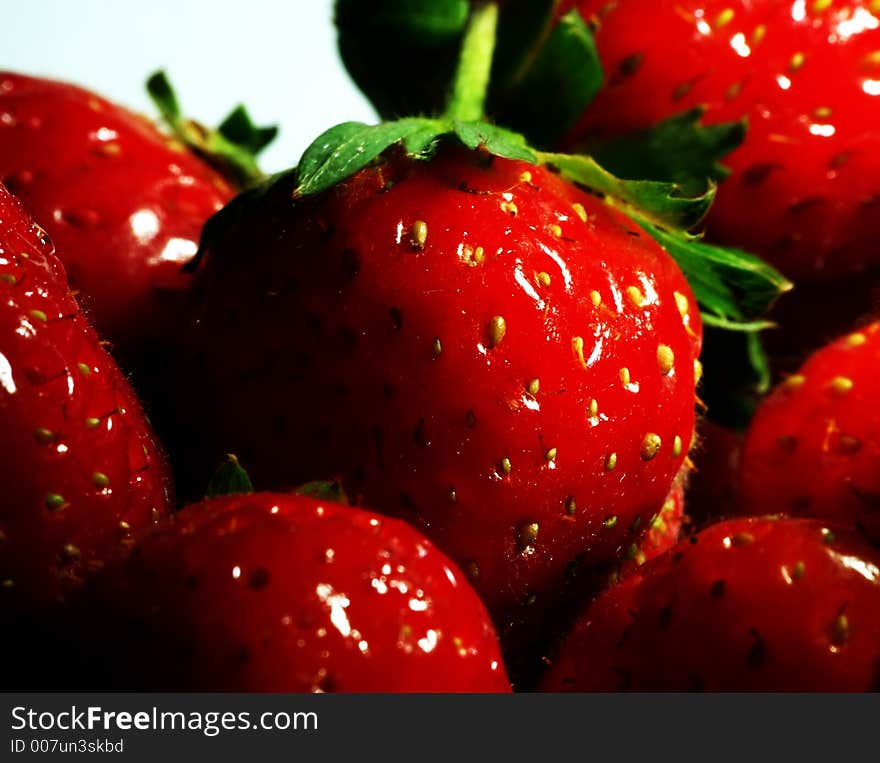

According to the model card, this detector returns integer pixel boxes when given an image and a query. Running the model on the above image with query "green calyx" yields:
[294,480,350,505]
[205,454,254,499]
[146,71,277,189]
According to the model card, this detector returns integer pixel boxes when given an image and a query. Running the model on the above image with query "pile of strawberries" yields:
[2,0,880,692]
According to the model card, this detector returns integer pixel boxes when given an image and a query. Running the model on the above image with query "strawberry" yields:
[0,184,173,616]
[559,0,880,284]
[621,477,686,573]
[66,491,510,692]
[174,145,703,657]
[740,321,880,541]
[541,517,880,691]
[0,71,272,373]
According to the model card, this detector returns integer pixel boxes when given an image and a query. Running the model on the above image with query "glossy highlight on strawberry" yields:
[68,492,511,692]
[564,0,880,282]
[741,321,880,540]
[173,145,702,660]
[0,72,233,369]
[0,184,173,615]
[542,517,880,691]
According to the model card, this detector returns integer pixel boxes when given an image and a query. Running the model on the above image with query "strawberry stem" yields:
[444,2,499,122]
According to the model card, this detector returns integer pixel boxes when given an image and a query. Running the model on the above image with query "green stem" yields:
[444,2,499,122]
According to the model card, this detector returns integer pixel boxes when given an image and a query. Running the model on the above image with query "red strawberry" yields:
[740,321,880,540]
[562,0,880,284]
[0,72,234,371]
[67,491,510,692]
[541,517,880,691]
[0,184,173,615]
[620,476,686,573]
[173,145,703,660]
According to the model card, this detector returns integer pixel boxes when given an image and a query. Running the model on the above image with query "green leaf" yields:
[335,0,469,118]
[206,454,254,499]
[585,108,747,194]
[540,151,714,230]
[493,10,603,149]
[295,118,447,197]
[634,221,792,326]
[218,105,279,156]
[295,480,350,505]
[453,121,537,161]
[146,70,275,189]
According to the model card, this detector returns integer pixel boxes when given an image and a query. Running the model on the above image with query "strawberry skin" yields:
[0,184,173,614]
[0,72,232,368]
[741,322,880,540]
[174,146,702,655]
[564,0,880,282]
[542,517,880,691]
[620,476,686,573]
[68,492,510,692]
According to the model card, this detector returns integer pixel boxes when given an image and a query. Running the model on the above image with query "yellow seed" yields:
[604,452,618,471]
[640,433,662,461]
[500,457,512,475]
[657,344,675,375]
[846,332,867,347]
[565,496,577,516]
[589,398,599,417]
[519,171,532,184]
[30,309,47,322]
[603,515,618,529]
[619,367,631,386]
[85,417,101,429]
[501,200,518,216]
[92,472,110,488]
[60,543,81,562]
[77,362,91,376]
[544,447,557,462]
[572,336,586,368]
[526,378,540,396]
[793,560,806,579]
[0,273,16,284]
[674,291,689,317]
[813,106,832,119]
[536,271,551,287]
[830,613,850,646]
[517,522,539,551]
[715,7,735,27]
[572,202,587,222]
[813,0,833,12]
[550,224,562,238]
[752,24,767,44]
[410,220,428,249]
[34,427,55,444]
[829,376,854,395]
[119,521,131,531]
[672,435,683,458]
[590,290,602,307]
[432,337,442,358]
[790,52,805,72]
[783,374,806,390]
[694,359,703,385]
[626,285,646,308]
[863,49,880,67]
[45,493,66,511]
[487,315,507,348]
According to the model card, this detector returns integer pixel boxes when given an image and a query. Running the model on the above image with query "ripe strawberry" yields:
[0,72,243,371]
[0,184,173,615]
[173,144,703,660]
[67,491,510,692]
[621,477,686,573]
[740,321,880,540]
[562,0,880,283]
[541,517,880,691]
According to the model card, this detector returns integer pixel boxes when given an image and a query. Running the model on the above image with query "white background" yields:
[0,0,375,172]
